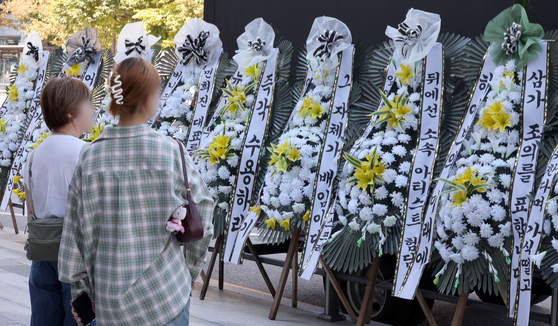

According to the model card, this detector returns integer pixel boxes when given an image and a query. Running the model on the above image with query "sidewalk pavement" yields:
[0,225,376,326]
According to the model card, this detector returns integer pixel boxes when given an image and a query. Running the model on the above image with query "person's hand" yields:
[71,308,83,326]
[71,303,95,326]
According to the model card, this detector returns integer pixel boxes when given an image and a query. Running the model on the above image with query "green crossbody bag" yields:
[25,149,64,261]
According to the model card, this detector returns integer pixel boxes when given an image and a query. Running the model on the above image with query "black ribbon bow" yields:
[313,30,344,61]
[247,37,266,52]
[125,36,146,56]
[502,22,522,55]
[177,31,210,65]
[393,22,423,57]
[26,42,40,62]
[70,35,96,65]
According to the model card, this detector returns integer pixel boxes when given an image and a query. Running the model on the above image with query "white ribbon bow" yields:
[114,22,161,64]
[232,18,275,69]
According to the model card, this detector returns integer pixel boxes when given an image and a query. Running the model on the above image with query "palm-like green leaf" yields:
[155,46,179,91]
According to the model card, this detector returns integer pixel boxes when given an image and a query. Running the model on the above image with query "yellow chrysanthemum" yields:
[12,175,22,184]
[351,148,386,191]
[12,187,25,200]
[287,146,301,162]
[308,101,325,120]
[395,64,413,85]
[86,124,105,142]
[250,206,262,216]
[30,131,51,150]
[491,108,512,133]
[265,217,277,229]
[245,64,259,79]
[0,117,9,133]
[7,84,18,102]
[279,218,291,231]
[17,64,26,74]
[302,210,310,222]
[65,64,81,78]
[451,190,468,207]
[476,100,511,132]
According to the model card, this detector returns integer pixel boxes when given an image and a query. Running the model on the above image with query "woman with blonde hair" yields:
[58,57,214,325]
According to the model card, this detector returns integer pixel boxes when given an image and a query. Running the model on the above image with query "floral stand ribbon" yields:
[0,31,48,207]
[298,44,354,275]
[0,31,46,168]
[511,40,549,324]
[195,18,280,263]
[222,48,280,263]
[227,17,354,272]
[388,42,444,298]
[149,18,223,156]
[0,27,103,211]
[399,49,497,299]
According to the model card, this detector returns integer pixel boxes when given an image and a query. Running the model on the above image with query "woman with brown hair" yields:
[24,77,94,326]
[58,57,214,325]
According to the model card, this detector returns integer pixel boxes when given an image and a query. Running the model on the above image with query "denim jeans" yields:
[164,299,190,326]
[29,261,96,326]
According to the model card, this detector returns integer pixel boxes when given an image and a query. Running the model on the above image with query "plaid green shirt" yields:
[58,124,214,325]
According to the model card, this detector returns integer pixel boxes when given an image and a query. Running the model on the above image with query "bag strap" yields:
[175,140,191,195]
[27,150,37,219]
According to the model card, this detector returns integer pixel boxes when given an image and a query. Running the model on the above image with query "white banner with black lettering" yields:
[149,62,188,126]
[298,45,354,276]
[223,49,279,263]
[1,53,99,211]
[510,40,549,321]
[299,52,399,280]
[184,50,223,156]
[396,48,497,300]
[198,68,244,152]
[393,43,444,298]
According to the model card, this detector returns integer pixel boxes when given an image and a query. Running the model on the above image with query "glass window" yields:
[0,50,19,89]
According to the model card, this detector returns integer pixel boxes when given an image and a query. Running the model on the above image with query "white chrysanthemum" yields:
[218,185,232,195]
[491,204,506,222]
[374,186,388,200]
[384,215,397,227]
[499,174,512,188]
[399,161,411,174]
[392,145,407,157]
[452,236,465,250]
[218,166,231,180]
[488,233,505,248]
[499,222,512,237]
[348,199,359,214]
[463,231,480,246]
[373,204,388,216]
[382,169,397,183]
[367,222,381,234]
[461,245,479,261]
[360,206,374,221]
[480,223,493,238]
[348,220,360,231]
[398,134,412,144]
[390,192,404,207]
[359,192,373,206]
[395,175,408,188]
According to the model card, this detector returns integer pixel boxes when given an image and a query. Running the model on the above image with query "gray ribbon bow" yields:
[177,31,210,65]
[247,37,266,52]
[68,35,97,66]
[125,36,146,56]
[393,22,423,57]
[26,42,40,62]
[502,22,522,55]
[313,29,344,61]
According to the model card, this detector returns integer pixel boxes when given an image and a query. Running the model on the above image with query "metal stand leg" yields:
[318,268,348,322]
[199,235,222,300]
[551,288,558,326]
[219,245,224,290]
[269,228,301,320]
[246,239,276,297]
[8,199,18,234]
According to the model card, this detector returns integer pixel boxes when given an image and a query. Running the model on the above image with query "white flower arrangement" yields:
[195,64,259,230]
[434,59,521,286]
[257,60,338,232]
[0,55,43,166]
[330,60,422,254]
[156,65,204,141]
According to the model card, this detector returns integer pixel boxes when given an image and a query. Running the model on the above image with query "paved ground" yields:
[0,211,554,325]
